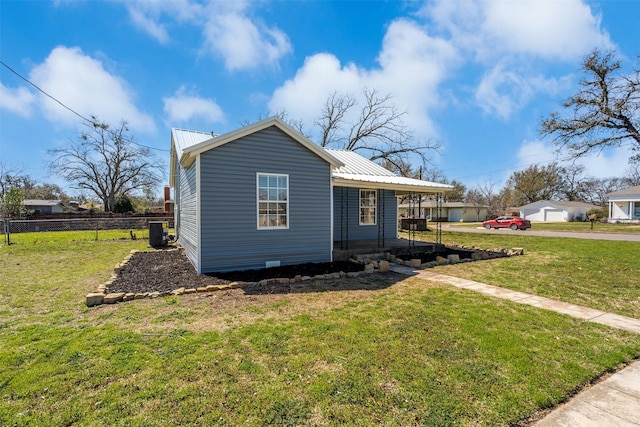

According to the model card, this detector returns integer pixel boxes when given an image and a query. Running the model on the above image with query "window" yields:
[359,189,377,225]
[257,173,288,229]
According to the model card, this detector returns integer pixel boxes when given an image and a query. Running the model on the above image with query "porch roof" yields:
[326,149,452,194]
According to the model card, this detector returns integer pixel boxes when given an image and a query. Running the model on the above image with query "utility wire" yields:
[0,59,169,152]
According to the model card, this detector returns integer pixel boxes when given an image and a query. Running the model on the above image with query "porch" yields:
[333,238,443,261]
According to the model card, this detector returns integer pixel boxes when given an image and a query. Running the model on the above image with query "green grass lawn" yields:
[424,231,640,319]
[448,221,640,233]
[1,231,640,425]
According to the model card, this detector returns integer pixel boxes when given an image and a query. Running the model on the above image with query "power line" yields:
[0,59,169,152]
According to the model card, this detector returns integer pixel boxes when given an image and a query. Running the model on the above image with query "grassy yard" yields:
[1,231,640,425]
[425,231,640,319]
[449,221,640,233]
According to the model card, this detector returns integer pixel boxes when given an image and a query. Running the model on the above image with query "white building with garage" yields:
[519,200,598,222]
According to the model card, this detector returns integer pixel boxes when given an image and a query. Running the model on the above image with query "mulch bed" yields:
[106,249,365,295]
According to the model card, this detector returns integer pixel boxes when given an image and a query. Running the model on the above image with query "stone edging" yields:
[85,250,391,307]
[85,246,525,307]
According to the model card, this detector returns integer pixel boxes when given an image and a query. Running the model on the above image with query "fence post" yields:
[95,217,99,241]
[5,219,11,245]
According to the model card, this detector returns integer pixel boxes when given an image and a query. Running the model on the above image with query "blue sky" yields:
[1,0,639,196]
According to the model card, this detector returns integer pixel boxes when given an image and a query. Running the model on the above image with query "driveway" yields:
[442,224,640,242]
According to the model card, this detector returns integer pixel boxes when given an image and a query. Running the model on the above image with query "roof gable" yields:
[180,117,343,168]
[169,118,453,194]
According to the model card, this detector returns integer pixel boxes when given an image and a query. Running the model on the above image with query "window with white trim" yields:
[359,189,377,225]
[257,173,289,229]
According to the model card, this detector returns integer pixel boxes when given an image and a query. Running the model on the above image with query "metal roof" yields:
[171,128,216,161]
[170,121,452,194]
[398,201,488,208]
[324,149,396,177]
[325,149,452,194]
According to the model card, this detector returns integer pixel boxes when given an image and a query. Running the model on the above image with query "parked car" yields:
[482,216,531,230]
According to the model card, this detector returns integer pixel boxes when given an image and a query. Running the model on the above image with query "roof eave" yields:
[332,176,452,194]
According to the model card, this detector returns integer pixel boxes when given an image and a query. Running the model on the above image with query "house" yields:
[398,200,489,222]
[170,117,452,273]
[519,200,598,222]
[23,199,74,214]
[606,185,640,223]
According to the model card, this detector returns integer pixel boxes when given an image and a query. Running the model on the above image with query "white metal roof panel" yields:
[171,128,216,160]
[324,149,396,176]
[325,148,452,193]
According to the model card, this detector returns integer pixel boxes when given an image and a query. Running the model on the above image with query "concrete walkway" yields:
[390,264,640,426]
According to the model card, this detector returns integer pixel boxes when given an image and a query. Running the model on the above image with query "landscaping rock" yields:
[364,263,375,273]
[378,260,390,272]
[409,259,422,268]
[123,293,135,302]
[447,254,460,264]
[509,247,525,256]
[103,292,125,304]
[86,293,104,307]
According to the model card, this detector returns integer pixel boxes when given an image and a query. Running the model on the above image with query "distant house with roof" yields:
[519,200,598,222]
[23,199,75,215]
[398,200,489,222]
[170,117,452,273]
[606,185,640,223]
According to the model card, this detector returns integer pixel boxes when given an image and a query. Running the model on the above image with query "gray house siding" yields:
[176,160,199,269]
[198,126,333,272]
[333,187,397,242]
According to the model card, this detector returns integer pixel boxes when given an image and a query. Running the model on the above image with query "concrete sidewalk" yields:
[390,264,640,426]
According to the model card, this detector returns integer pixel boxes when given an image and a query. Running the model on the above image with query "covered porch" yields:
[333,238,443,261]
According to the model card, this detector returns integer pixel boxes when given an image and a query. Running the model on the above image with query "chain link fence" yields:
[1,217,174,245]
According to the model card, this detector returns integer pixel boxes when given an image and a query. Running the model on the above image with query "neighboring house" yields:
[519,200,598,222]
[606,185,640,223]
[23,199,74,214]
[170,117,452,273]
[398,201,489,222]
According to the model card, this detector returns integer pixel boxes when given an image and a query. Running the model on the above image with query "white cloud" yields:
[475,63,571,119]
[424,0,613,62]
[0,82,35,117]
[419,0,614,121]
[202,5,292,71]
[163,86,225,124]
[127,6,169,44]
[124,0,291,71]
[29,46,155,133]
[481,0,613,60]
[269,19,457,142]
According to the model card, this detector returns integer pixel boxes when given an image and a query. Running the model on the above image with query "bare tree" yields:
[540,49,640,161]
[315,88,439,173]
[623,163,640,187]
[0,162,34,199]
[48,118,164,212]
[464,189,487,221]
[473,180,503,217]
